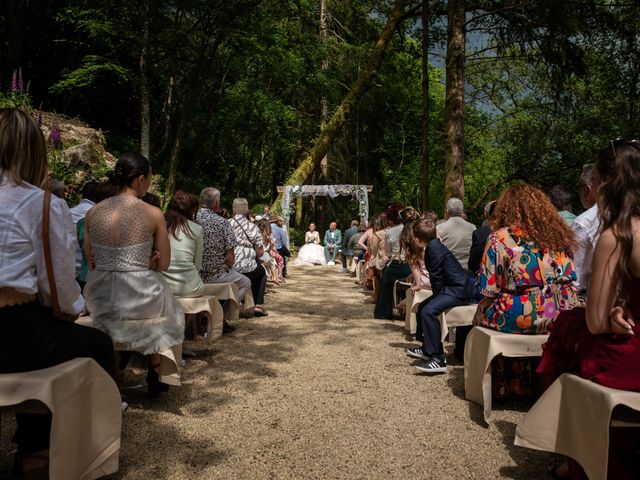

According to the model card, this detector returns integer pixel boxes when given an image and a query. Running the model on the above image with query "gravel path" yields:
[1,263,552,479]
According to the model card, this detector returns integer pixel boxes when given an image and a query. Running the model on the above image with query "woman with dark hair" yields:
[538,141,640,480]
[162,191,205,297]
[374,204,411,319]
[474,184,579,334]
[0,108,113,475]
[84,152,184,396]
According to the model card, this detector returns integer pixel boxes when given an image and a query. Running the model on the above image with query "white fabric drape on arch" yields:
[281,185,370,228]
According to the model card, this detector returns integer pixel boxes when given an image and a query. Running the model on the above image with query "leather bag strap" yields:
[42,190,61,318]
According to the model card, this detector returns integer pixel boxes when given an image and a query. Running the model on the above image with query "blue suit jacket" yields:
[425,238,476,301]
[324,229,342,247]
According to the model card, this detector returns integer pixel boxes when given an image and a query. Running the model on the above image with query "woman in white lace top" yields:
[84,152,184,396]
[0,108,113,474]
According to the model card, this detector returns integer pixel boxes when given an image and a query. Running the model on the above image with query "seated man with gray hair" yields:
[196,187,252,328]
[435,197,476,271]
[229,198,268,317]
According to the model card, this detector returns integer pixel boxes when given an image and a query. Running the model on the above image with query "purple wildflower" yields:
[161,194,167,209]
[49,123,62,149]
[11,70,17,92]
[17,68,24,92]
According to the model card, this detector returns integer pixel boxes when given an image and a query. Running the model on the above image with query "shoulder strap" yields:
[42,190,61,317]
[233,217,253,245]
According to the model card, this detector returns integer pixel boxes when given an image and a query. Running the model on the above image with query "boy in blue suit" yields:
[406,218,479,373]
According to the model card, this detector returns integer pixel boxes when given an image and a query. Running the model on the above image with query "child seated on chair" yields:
[405,218,479,374]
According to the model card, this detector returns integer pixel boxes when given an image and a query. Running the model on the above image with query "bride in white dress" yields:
[295,223,327,266]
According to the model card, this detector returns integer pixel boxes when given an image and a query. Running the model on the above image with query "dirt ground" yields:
[0,262,553,479]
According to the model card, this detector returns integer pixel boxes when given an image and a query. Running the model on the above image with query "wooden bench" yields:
[0,358,121,479]
[515,373,640,479]
[464,326,547,422]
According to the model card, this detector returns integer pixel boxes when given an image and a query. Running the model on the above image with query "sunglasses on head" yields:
[611,138,640,156]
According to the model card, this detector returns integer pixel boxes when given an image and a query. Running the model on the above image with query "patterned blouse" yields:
[196,208,237,282]
[474,226,579,334]
[230,215,264,274]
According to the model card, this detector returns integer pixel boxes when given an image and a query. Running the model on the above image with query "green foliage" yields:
[0,91,32,110]
[5,0,640,224]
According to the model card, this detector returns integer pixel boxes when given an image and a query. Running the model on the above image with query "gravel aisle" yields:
[1,263,551,479]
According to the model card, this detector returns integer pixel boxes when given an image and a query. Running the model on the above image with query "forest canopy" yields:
[2,0,638,227]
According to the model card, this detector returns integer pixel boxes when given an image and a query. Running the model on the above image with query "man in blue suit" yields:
[323,222,342,265]
[406,218,479,373]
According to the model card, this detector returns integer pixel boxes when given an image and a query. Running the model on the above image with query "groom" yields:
[324,222,342,265]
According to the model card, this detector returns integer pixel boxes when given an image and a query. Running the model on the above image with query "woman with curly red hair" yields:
[474,184,580,334]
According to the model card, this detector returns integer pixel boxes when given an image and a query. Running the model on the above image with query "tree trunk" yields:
[444,0,466,204]
[139,0,151,160]
[421,0,430,210]
[272,0,410,211]
[165,36,224,194]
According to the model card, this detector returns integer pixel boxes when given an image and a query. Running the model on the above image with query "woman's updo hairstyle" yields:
[107,151,151,188]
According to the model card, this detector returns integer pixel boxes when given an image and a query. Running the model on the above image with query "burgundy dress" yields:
[538,277,640,391]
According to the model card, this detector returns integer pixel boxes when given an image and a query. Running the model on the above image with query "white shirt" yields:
[70,198,95,273]
[0,177,85,315]
[571,204,600,292]
[384,224,405,261]
[70,198,95,224]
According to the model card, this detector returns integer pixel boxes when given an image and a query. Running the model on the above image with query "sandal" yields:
[254,307,268,317]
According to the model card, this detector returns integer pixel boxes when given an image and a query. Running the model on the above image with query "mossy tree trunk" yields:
[444,0,466,204]
[271,0,414,211]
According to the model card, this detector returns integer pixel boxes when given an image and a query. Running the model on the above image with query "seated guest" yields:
[406,218,477,373]
[196,187,251,315]
[162,191,205,297]
[141,191,161,208]
[0,108,114,477]
[229,198,268,317]
[256,219,281,285]
[474,184,579,334]
[77,181,117,289]
[341,219,359,273]
[539,140,640,480]
[399,220,431,292]
[70,181,99,276]
[271,215,290,278]
[365,213,388,294]
[84,152,184,396]
[374,204,410,319]
[436,197,476,270]
[468,200,496,275]
[347,224,366,262]
[549,184,576,226]
[572,164,599,294]
[324,221,342,265]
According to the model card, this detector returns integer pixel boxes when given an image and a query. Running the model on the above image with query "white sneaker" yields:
[328,261,335,265]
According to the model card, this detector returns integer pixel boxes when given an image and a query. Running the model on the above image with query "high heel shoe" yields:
[147,364,169,398]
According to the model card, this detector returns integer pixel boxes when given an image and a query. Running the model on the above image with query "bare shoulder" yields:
[140,201,164,227]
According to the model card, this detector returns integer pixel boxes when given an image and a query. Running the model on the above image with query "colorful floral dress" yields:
[474,226,579,334]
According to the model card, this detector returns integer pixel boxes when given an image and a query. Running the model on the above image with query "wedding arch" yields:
[276,185,372,228]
